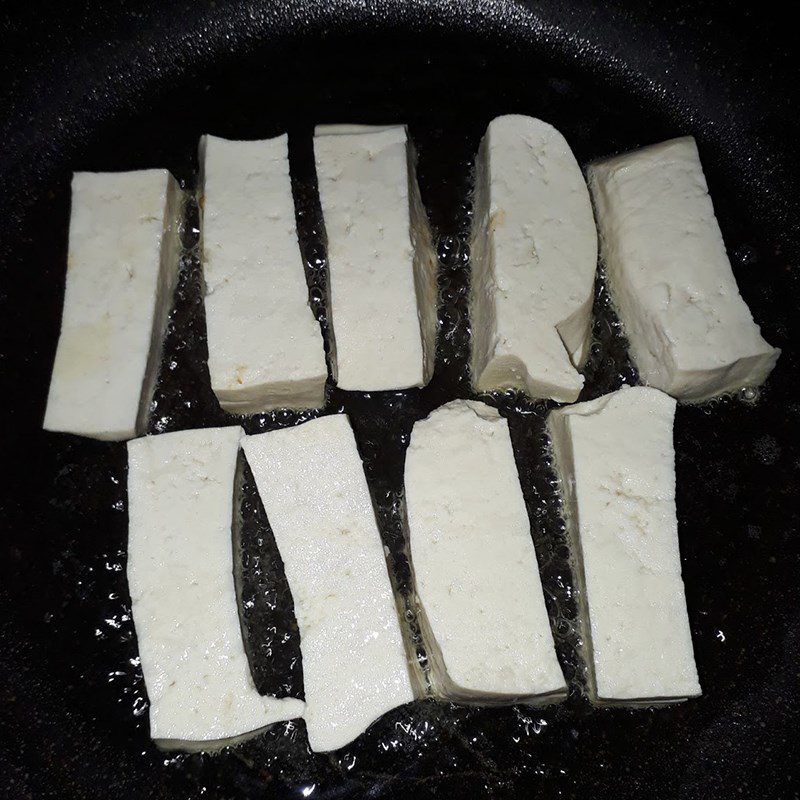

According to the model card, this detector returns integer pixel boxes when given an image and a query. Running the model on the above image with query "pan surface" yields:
[1,2,797,798]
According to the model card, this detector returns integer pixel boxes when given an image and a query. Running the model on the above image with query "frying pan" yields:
[1,1,797,798]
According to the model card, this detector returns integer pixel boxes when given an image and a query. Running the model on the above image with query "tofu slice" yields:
[199,134,327,413]
[44,170,182,440]
[127,426,303,750]
[405,400,566,703]
[313,124,438,391]
[547,386,701,704]
[242,415,414,752]
[469,115,598,403]
[587,136,779,401]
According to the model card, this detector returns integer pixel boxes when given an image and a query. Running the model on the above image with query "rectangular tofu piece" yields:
[469,115,598,403]
[242,414,414,752]
[587,136,779,401]
[199,134,327,412]
[127,426,303,750]
[44,170,183,440]
[313,124,438,391]
[547,386,701,704]
[405,400,566,703]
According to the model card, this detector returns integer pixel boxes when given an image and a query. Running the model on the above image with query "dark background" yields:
[1,2,798,799]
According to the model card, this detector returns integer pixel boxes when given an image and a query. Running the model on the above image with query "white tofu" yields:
[314,124,438,391]
[44,170,182,440]
[405,400,566,703]
[469,115,598,403]
[587,136,779,401]
[199,134,327,412]
[127,426,303,750]
[242,415,414,752]
[547,386,701,704]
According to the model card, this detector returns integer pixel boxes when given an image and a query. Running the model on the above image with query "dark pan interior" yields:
[1,2,798,799]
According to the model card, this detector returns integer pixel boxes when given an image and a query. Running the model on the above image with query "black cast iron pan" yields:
[1,2,798,798]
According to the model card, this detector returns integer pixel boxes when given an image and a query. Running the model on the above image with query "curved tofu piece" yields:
[127,426,303,750]
[314,125,437,391]
[469,115,598,403]
[242,415,414,752]
[548,386,701,704]
[405,400,566,703]
[587,136,779,401]
[44,170,182,440]
[200,134,327,412]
